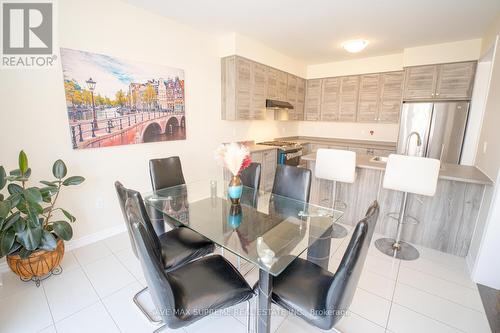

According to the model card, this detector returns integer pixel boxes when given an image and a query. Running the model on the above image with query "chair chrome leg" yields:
[133,287,163,324]
[152,324,167,333]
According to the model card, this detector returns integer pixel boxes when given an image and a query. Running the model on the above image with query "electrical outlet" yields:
[483,141,488,154]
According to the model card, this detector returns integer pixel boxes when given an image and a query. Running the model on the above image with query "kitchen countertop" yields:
[276,136,397,151]
[302,152,493,185]
[247,144,277,153]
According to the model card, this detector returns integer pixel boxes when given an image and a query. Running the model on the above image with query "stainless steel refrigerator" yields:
[397,101,470,164]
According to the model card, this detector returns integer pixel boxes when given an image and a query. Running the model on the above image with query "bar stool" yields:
[315,148,356,238]
[375,154,440,260]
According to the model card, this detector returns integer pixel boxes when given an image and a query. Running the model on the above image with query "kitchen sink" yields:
[370,156,388,163]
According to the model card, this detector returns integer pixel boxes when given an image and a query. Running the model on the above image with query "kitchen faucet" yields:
[405,131,422,156]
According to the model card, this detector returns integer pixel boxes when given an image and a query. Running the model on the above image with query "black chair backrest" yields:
[240,162,261,189]
[326,201,380,327]
[272,164,312,203]
[126,200,175,325]
[149,156,186,191]
[114,181,162,261]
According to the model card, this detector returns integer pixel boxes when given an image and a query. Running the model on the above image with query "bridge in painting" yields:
[69,111,185,149]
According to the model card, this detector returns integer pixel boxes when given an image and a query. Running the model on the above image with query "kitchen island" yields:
[302,152,493,257]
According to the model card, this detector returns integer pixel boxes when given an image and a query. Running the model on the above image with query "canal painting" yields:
[60,48,186,149]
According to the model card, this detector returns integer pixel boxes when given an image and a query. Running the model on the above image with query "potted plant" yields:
[0,151,84,285]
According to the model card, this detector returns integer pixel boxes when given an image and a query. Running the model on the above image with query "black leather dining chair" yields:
[240,162,261,189]
[126,194,254,332]
[265,201,380,330]
[240,162,261,209]
[114,181,215,323]
[272,164,312,202]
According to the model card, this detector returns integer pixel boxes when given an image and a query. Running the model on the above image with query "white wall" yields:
[467,15,500,288]
[403,39,482,67]
[0,0,297,244]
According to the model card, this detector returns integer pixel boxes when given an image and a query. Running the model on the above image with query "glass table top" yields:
[143,179,343,276]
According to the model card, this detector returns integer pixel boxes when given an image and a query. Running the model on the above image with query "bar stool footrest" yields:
[374,238,419,260]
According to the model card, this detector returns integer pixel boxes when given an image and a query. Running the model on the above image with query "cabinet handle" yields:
[436,93,440,96]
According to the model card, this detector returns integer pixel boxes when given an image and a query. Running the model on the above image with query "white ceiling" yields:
[126,0,500,64]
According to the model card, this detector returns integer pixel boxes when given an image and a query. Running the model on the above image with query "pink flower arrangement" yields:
[215,143,252,176]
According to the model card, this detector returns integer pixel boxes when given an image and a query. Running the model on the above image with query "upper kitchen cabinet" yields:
[222,55,306,121]
[338,76,360,122]
[378,71,404,123]
[222,55,265,120]
[403,65,438,100]
[357,74,381,122]
[435,62,476,99]
[286,74,305,120]
[305,79,322,120]
[403,61,476,101]
[320,77,340,121]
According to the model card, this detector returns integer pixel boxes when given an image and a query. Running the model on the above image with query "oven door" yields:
[279,148,303,166]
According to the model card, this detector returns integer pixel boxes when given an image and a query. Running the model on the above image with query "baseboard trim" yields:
[0,224,127,273]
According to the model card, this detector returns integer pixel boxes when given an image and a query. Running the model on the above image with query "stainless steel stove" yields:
[258,141,303,166]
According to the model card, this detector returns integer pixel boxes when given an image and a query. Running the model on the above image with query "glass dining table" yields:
[143,179,343,333]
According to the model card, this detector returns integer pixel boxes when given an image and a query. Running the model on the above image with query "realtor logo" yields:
[1,1,56,68]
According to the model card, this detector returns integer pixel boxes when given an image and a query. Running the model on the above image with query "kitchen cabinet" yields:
[222,55,306,121]
[402,65,438,100]
[305,79,322,120]
[379,71,404,123]
[320,77,340,121]
[435,62,476,99]
[357,74,381,122]
[285,74,305,121]
[338,76,360,122]
[403,61,476,100]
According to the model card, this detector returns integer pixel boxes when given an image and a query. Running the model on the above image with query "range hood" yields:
[266,99,293,109]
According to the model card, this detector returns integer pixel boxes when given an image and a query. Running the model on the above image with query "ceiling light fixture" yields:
[341,39,369,53]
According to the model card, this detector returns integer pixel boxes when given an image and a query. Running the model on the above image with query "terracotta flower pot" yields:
[7,239,65,281]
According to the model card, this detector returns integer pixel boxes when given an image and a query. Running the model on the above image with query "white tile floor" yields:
[0,226,492,333]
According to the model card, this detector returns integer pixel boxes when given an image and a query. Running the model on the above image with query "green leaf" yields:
[24,168,31,178]
[0,229,15,256]
[61,209,76,222]
[0,194,3,201]
[16,226,42,251]
[0,201,9,219]
[9,169,21,176]
[62,176,85,186]
[26,206,41,228]
[16,200,28,214]
[18,151,28,174]
[19,248,32,259]
[52,160,67,179]
[52,221,73,241]
[40,180,57,187]
[0,166,6,190]
[7,193,21,208]
[8,183,23,195]
[12,217,26,234]
[39,231,57,251]
[2,211,20,231]
[8,242,22,255]
[24,188,42,204]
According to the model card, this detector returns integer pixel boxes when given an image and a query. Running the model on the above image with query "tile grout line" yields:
[40,282,57,333]
[396,280,486,314]
[72,243,125,333]
[391,301,469,333]
[383,256,401,331]
[399,264,478,291]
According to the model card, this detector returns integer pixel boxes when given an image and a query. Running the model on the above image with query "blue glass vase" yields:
[227,204,242,229]
[228,175,243,204]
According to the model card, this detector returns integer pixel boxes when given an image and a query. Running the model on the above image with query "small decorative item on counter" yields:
[215,142,251,204]
[227,204,242,229]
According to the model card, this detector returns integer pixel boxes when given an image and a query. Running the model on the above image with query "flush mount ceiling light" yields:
[341,39,369,53]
